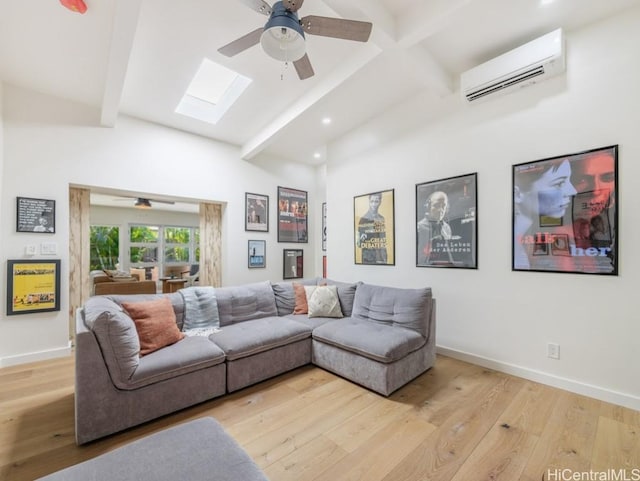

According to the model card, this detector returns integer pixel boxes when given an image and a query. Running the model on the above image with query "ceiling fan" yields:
[113,197,176,209]
[218,0,373,80]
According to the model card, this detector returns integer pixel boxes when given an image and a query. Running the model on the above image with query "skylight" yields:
[176,58,251,125]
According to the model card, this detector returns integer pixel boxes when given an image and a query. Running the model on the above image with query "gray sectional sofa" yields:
[75,278,436,444]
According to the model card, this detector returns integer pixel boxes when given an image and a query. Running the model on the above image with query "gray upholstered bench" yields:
[36,417,268,481]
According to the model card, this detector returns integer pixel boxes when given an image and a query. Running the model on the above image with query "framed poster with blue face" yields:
[416,173,478,269]
[512,145,618,275]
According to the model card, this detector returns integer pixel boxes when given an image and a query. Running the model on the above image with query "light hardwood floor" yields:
[1,354,638,481]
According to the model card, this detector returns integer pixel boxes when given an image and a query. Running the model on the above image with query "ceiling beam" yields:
[396,0,474,48]
[241,43,382,160]
[323,0,455,96]
[100,0,143,127]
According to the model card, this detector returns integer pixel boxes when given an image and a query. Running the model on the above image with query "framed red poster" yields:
[512,145,618,275]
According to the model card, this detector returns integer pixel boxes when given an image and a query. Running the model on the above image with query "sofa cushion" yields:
[305,285,343,318]
[209,317,311,361]
[286,313,341,330]
[215,281,278,326]
[83,296,140,384]
[322,279,360,317]
[312,318,426,363]
[126,336,226,390]
[351,283,432,338]
[272,279,318,316]
[122,298,185,356]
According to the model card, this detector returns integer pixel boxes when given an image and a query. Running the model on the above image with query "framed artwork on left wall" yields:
[7,259,61,315]
[16,197,55,233]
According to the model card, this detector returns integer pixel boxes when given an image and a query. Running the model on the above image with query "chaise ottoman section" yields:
[37,417,268,481]
[209,316,312,392]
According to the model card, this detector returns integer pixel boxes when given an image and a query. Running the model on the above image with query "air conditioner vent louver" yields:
[465,65,546,102]
[461,29,565,103]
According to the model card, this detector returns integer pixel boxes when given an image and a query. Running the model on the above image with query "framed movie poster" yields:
[512,145,618,275]
[7,259,61,315]
[248,240,266,268]
[283,249,303,279]
[17,197,55,233]
[277,187,308,243]
[416,173,478,269]
[354,189,395,265]
[245,192,269,232]
[322,202,327,251]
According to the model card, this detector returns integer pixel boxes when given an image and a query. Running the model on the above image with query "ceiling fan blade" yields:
[300,15,373,42]
[146,198,175,205]
[218,27,264,57]
[293,53,314,80]
[238,0,272,16]
[282,0,303,12]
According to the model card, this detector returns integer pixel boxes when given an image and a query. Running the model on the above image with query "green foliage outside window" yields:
[90,226,119,271]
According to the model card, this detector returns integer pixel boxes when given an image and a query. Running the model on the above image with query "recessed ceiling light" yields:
[322,117,332,125]
[313,152,321,159]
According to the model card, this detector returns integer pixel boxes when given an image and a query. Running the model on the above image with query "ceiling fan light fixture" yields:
[260,1,306,62]
[134,198,152,209]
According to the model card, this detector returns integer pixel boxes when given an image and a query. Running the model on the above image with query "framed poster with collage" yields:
[354,189,395,265]
[277,187,308,243]
[512,145,618,275]
[416,173,477,269]
[7,259,61,315]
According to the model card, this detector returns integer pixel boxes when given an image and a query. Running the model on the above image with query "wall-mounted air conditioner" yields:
[461,28,565,103]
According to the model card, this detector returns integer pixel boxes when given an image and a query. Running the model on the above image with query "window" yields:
[90,225,120,271]
[129,224,199,278]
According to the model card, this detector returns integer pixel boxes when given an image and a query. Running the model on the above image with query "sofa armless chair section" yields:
[75,294,227,444]
[209,281,313,392]
[311,283,436,396]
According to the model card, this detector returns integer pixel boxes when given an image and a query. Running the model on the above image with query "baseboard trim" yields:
[0,344,72,368]
[437,345,640,411]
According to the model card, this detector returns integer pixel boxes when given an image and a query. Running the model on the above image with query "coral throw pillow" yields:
[122,297,185,356]
[293,282,308,314]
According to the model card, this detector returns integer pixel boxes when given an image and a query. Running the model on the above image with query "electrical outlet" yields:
[547,343,560,360]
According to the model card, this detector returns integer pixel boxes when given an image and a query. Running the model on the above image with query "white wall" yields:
[326,9,640,409]
[0,86,318,366]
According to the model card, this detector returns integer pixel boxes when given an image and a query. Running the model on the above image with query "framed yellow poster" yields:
[7,259,61,315]
[354,189,395,265]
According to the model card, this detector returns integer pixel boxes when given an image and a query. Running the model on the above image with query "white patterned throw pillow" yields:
[304,285,344,318]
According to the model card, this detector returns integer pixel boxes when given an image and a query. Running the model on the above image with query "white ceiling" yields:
[2,0,640,170]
